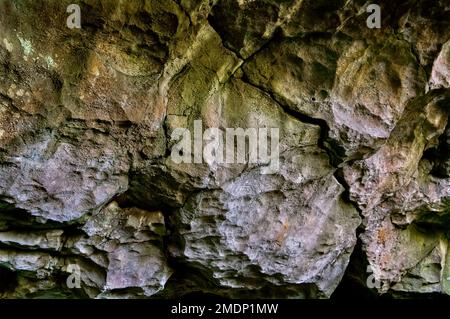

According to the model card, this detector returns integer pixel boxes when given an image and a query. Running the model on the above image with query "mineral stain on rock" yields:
[0,0,449,299]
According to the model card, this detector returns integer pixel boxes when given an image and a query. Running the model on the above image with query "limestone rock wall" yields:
[0,0,448,298]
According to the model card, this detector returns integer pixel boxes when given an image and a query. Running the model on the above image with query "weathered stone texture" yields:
[0,0,449,298]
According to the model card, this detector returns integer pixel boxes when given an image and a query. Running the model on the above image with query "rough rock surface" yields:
[0,0,448,298]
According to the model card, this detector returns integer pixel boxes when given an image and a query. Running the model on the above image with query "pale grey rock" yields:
[104,243,172,296]
[171,171,360,298]
[429,41,450,90]
[0,230,63,250]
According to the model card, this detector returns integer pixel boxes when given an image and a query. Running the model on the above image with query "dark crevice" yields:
[0,266,18,294]
[0,200,86,231]
[331,238,379,300]
[334,167,364,218]
[239,75,325,157]
[332,236,450,299]
[238,72,346,168]
[207,4,284,63]
[240,27,285,63]
[238,68,363,221]
[162,114,172,158]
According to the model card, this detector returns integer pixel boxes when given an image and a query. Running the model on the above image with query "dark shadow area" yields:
[0,266,18,294]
